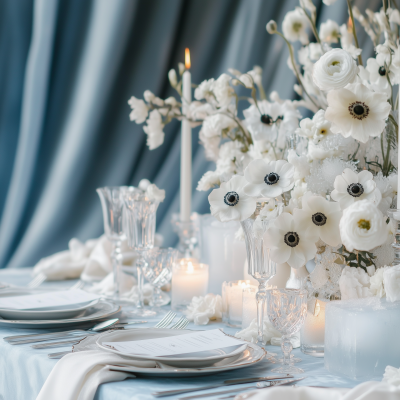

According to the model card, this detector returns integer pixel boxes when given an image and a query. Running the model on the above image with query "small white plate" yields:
[0,289,99,320]
[106,341,265,377]
[96,328,248,368]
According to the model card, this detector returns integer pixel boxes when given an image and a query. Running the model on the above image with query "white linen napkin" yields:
[36,350,155,400]
[247,381,400,400]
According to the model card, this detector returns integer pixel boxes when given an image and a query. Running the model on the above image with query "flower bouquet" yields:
[128,0,400,352]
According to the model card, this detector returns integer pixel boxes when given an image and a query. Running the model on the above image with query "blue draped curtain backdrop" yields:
[0,0,381,269]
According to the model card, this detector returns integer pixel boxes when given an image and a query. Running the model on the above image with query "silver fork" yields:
[170,317,189,329]
[27,273,47,288]
[69,280,84,290]
[46,311,178,358]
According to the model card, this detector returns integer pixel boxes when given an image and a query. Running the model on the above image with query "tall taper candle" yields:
[180,48,192,222]
[398,106,400,209]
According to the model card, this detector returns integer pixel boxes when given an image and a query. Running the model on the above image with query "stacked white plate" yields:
[92,328,266,377]
[0,288,121,329]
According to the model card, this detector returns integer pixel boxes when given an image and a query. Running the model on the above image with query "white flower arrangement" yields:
[128,0,400,300]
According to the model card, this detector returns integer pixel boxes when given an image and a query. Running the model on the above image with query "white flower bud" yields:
[178,62,185,75]
[168,69,177,87]
[266,20,277,34]
[144,90,155,102]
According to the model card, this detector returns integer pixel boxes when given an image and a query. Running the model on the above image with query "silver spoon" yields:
[5,318,120,345]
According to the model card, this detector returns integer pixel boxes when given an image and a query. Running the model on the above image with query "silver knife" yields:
[178,378,305,400]
[151,376,293,397]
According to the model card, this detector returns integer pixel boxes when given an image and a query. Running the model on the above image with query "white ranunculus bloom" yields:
[128,96,148,124]
[370,266,390,298]
[313,48,358,91]
[208,175,257,222]
[295,192,342,246]
[244,159,295,198]
[331,169,381,209]
[243,99,300,143]
[264,212,318,269]
[319,19,340,44]
[282,8,309,45]
[325,83,391,143]
[383,265,400,302]
[339,266,372,300]
[143,110,165,150]
[339,200,388,252]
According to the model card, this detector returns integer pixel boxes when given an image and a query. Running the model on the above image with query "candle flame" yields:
[313,299,321,317]
[347,17,353,33]
[187,261,194,273]
[185,48,191,70]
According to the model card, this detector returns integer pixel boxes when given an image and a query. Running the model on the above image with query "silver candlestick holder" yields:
[171,212,200,260]
[388,209,400,265]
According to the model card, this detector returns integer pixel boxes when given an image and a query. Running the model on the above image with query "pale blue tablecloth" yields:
[0,269,378,400]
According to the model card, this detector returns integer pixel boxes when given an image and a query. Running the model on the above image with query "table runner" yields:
[0,269,379,400]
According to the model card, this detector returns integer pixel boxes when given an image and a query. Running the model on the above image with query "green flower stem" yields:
[301,6,322,46]
[347,0,363,66]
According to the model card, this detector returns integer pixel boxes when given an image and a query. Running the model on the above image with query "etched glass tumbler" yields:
[266,288,308,374]
[241,217,276,347]
[123,187,159,316]
[97,186,127,301]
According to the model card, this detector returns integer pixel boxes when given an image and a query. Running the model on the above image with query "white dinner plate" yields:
[0,289,100,320]
[0,299,121,328]
[96,328,248,368]
[106,341,265,377]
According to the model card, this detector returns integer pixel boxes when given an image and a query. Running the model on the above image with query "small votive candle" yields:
[222,280,251,327]
[171,259,209,311]
[300,298,326,357]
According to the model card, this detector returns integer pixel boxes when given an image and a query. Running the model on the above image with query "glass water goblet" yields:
[266,288,308,374]
[123,187,159,317]
[97,186,127,302]
[142,247,177,312]
[241,216,276,347]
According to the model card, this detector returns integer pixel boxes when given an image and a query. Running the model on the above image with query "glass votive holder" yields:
[300,298,326,357]
[171,259,209,312]
[222,280,252,327]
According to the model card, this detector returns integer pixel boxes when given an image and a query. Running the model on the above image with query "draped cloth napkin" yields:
[248,382,400,400]
[36,350,155,400]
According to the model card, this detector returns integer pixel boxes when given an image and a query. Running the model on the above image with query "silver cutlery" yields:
[47,310,177,358]
[27,273,47,288]
[179,378,305,400]
[5,318,120,344]
[152,375,293,397]
[169,316,189,330]
[69,280,84,290]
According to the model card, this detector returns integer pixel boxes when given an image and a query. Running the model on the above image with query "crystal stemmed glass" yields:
[241,215,276,347]
[266,288,308,374]
[141,247,178,311]
[97,186,127,302]
[123,187,159,316]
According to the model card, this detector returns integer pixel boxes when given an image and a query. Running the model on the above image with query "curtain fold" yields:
[0,0,380,269]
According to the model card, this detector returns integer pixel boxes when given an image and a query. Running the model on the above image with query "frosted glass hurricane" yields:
[267,288,308,374]
[96,186,127,301]
[241,217,276,347]
[123,187,160,316]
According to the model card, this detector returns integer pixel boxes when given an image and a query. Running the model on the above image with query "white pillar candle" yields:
[222,281,251,327]
[180,48,192,222]
[301,299,326,347]
[171,259,208,311]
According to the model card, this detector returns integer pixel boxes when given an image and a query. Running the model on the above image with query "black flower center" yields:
[260,114,272,125]
[284,232,300,248]
[347,183,364,198]
[348,102,370,120]
[378,66,386,76]
[224,191,239,206]
[264,172,280,185]
[312,212,327,227]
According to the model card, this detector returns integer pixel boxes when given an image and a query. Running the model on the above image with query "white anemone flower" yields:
[331,168,381,209]
[294,192,342,246]
[243,100,300,142]
[244,159,295,198]
[339,200,388,252]
[282,8,309,45]
[325,83,391,143]
[264,212,318,269]
[313,48,358,91]
[208,175,257,222]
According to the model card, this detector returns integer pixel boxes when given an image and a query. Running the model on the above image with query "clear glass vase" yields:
[123,187,160,316]
[96,186,127,301]
[241,217,276,347]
